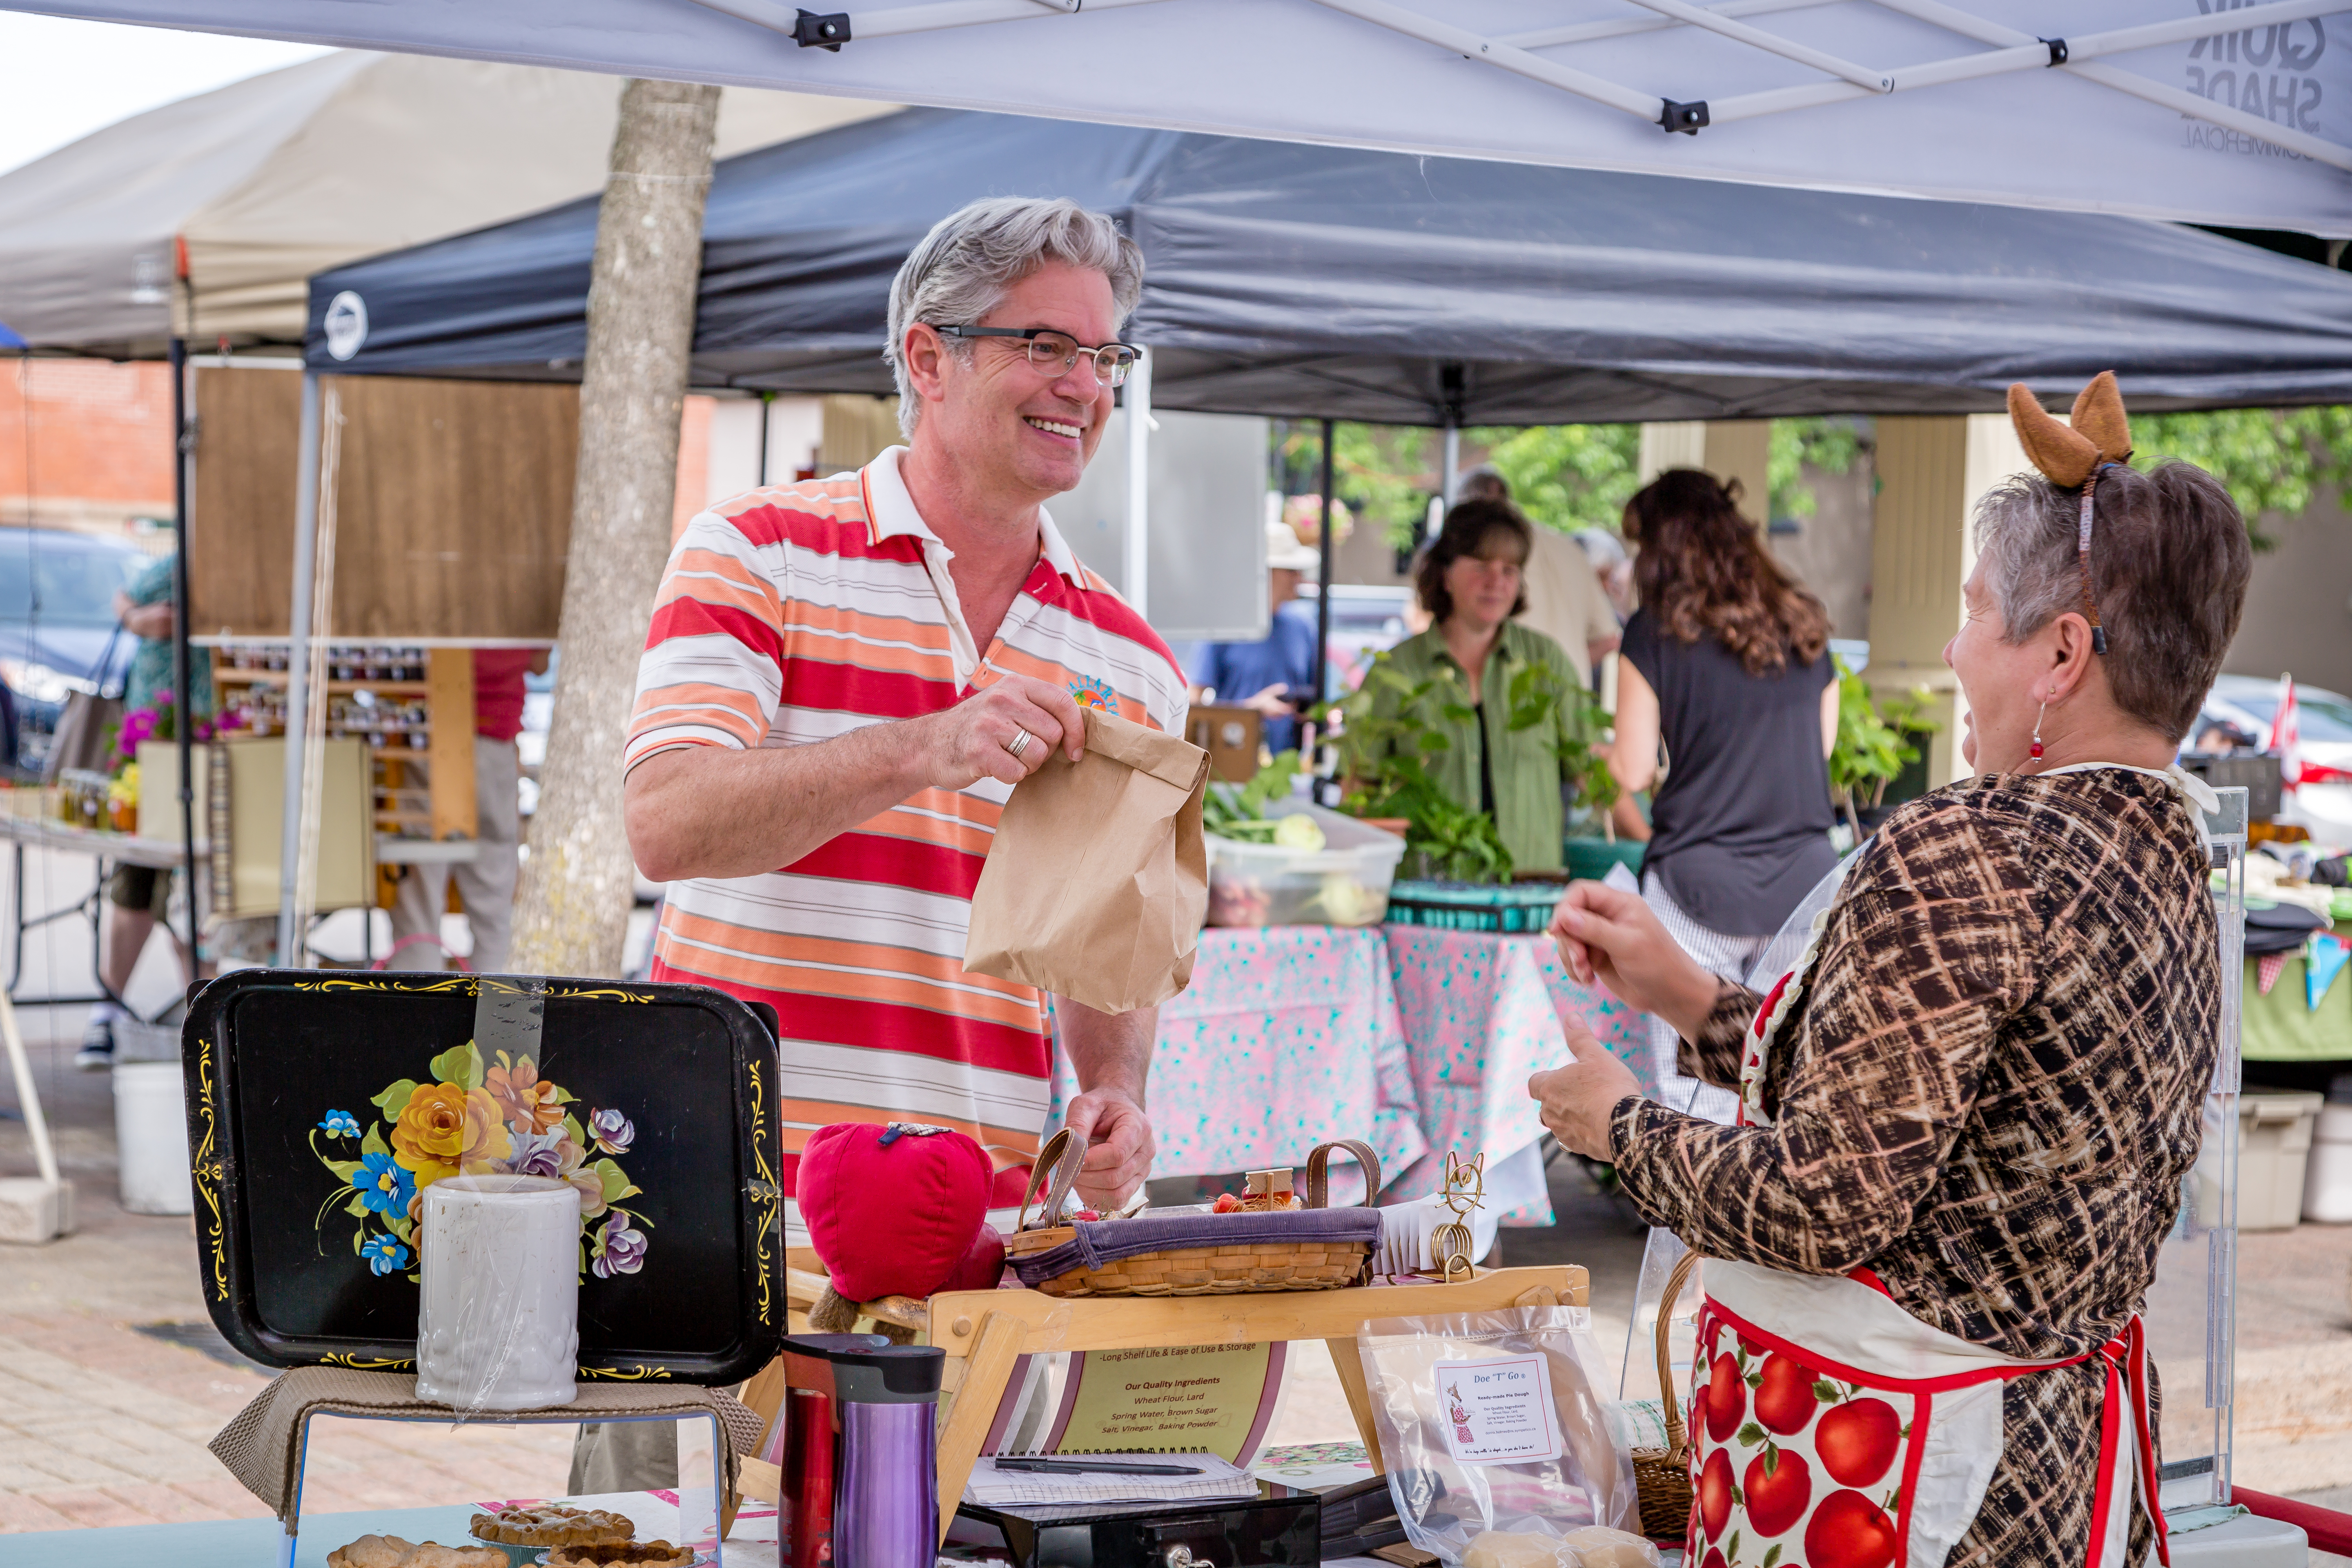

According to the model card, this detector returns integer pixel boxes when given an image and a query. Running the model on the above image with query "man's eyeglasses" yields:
[935,325,1139,388]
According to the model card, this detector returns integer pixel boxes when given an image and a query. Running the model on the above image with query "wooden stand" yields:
[758,1261,1587,1546]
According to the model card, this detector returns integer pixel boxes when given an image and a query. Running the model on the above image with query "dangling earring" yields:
[2029,698,2047,763]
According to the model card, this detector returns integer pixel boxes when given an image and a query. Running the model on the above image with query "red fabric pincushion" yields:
[799,1120,994,1303]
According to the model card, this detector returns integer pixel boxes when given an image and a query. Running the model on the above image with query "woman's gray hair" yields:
[884,197,1145,437]
[1971,462,2251,741]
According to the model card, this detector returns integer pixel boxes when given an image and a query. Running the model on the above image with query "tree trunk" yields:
[508,77,720,978]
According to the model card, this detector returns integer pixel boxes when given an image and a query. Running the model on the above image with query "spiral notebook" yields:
[961,1453,1262,1508]
[978,1341,1289,1466]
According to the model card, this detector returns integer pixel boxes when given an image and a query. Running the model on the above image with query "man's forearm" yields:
[625,720,931,882]
[1060,999,1154,1100]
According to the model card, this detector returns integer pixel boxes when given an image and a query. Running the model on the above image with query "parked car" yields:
[2194,673,2352,843]
[0,527,147,766]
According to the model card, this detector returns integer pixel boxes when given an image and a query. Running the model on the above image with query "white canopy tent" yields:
[4,0,2349,234]
[0,47,894,354]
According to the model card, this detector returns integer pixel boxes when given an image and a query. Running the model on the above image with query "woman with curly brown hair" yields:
[1613,468,1841,1113]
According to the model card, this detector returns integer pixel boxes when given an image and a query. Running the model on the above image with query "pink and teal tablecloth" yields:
[1053,923,1649,1224]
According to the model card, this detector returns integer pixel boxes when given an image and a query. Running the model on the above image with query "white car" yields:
[2197,673,2352,844]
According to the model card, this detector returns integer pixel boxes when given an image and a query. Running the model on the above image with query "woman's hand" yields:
[1528,1012,1644,1159]
[1549,880,1719,1040]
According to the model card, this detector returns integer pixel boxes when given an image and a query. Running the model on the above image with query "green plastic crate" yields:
[1384,880,1567,933]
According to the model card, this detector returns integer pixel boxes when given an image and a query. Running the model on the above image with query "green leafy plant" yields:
[1828,655,1936,840]
[1768,417,1869,521]
[1202,750,1303,841]
[1329,652,1617,880]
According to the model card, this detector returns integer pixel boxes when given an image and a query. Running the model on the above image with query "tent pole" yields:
[277,371,321,967]
[169,338,199,970]
[1124,346,1151,620]
[1441,421,1460,510]
[1312,416,1336,783]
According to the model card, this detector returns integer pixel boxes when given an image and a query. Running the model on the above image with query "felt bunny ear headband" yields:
[2006,370,2133,653]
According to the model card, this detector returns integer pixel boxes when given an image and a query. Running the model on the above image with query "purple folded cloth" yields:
[1008,1207,1384,1286]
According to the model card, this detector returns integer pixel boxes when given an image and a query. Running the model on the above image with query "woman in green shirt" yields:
[1354,499,1590,873]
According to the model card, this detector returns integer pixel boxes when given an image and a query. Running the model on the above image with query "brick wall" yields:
[0,359,176,546]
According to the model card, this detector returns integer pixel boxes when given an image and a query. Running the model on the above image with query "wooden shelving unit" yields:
[213,646,477,848]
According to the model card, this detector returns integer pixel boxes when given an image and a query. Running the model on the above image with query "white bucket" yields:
[112,1060,192,1215]
[2303,1102,2352,1224]
[415,1174,582,1411]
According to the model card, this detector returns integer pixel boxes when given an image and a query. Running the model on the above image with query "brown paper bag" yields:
[964,706,1210,1014]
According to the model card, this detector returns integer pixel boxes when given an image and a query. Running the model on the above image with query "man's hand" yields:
[1527,1012,1643,1160]
[1062,1084,1155,1210]
[917,673,1087,792]
[1240,682,1292,719]
[1548,880,1713,1033]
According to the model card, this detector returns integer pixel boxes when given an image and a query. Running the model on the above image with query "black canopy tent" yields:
[305,104,2352,724]
[306,105,2352,424]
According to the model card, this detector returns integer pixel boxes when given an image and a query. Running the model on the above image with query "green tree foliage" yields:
[1464,423,1642,534]
[2132,407,2352,550]
[1272,421,1434,550]
[1770,418,1868,521]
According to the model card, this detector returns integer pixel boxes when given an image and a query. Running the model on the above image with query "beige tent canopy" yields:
[0,49,895,355]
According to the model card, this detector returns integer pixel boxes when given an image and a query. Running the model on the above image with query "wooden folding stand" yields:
[764,1263,1588,1546]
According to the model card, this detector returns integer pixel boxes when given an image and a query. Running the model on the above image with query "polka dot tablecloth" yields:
[1381,926,1650,1225]
[1051,923,1647,1222]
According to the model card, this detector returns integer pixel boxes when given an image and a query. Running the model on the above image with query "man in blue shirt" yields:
[1194,520,1322,756]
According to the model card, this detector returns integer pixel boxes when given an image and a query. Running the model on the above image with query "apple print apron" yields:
[1684,765,2214,1568]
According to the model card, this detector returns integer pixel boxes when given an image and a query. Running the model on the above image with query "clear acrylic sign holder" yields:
[280,1409,731,1568]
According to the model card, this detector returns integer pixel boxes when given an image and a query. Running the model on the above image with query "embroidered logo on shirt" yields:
[1069,676,1115,711]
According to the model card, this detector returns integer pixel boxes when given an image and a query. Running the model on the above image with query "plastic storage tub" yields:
[2197,1089,2323,1231]
[1205,801,1405,927]
[2304,1101,2352,1223]
[1384,880,1568,933]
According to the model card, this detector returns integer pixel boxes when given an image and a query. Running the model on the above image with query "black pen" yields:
[994,1457,1207,1476]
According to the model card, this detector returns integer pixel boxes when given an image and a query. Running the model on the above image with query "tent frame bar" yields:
[696,0,2352,168]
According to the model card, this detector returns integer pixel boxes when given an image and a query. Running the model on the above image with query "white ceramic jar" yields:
[415,1174,582,1410]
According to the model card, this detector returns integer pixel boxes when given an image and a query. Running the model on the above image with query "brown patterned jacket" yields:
[1610,771,2218,1564]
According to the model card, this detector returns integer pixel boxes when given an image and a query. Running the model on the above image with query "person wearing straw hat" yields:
[1192,518,1322,756]
[1529,374,2251,1566]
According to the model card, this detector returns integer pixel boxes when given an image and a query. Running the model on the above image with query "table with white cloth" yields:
[1053,923,1653,1225]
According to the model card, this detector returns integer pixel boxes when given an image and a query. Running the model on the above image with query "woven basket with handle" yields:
[1003,1131,1382,1298]
[1630,1248,1700,1540]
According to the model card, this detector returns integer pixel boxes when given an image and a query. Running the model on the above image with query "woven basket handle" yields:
[1654,1248,1700,1461]
[1016,1126,1090,1233]
[1303,1140,1383,1209]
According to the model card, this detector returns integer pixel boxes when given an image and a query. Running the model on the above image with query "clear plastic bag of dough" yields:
[1357,1304,1645,1566]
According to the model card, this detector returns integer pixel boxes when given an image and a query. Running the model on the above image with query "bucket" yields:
[113,1060,193,1215]
[2304,1101,2352,1224]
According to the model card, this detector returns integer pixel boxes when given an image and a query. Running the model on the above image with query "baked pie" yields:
[544,1543,697,1568]
[469,1505,636,1547]
[328,1536,508,1568]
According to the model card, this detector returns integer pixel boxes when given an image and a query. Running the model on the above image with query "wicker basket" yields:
[1630,1249,1699,1539]
[1004,1133,1383,1299]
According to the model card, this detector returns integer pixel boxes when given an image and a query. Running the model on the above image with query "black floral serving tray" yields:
[181,969,785,1385]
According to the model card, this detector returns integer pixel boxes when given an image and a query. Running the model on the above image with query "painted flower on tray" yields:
[486,1052,566,1136]
[591,1212,648,1279]
[356,1151,415,1218]
[361,1234,410,1276]
[313,1037,650,1285]
[587,1108,634,1156]
[391,1082,512,1184]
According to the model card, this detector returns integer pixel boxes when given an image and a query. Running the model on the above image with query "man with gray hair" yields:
[597,196,1183,1488]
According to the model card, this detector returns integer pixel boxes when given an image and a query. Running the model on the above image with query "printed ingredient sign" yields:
[1432,1354,1565,1466]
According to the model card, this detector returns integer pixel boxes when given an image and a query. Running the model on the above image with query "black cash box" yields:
[947,1481,1320,1566]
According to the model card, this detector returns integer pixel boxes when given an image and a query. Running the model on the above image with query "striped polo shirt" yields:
[626,447,1187,1225]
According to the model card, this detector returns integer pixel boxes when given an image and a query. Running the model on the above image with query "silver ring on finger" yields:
[1007,727,1034,760]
